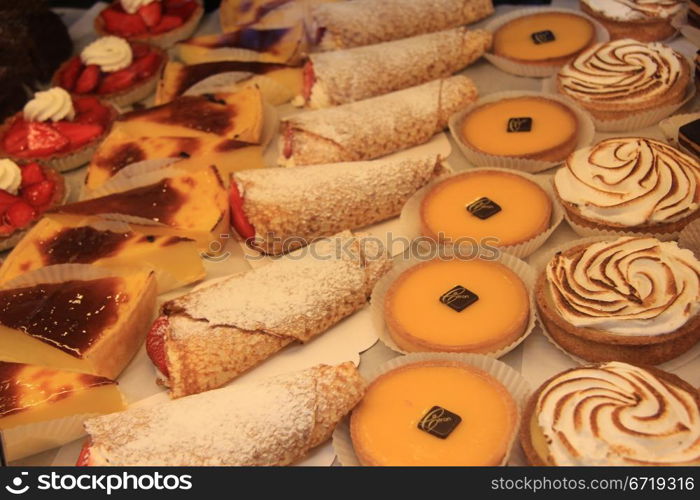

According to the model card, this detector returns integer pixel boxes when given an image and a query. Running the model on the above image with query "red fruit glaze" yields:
[302,61,315,102]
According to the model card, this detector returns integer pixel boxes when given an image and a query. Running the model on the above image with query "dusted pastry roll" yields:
[147,231,391,398]
[299,27,491,108]
[81,362,365,466]
[230,156,449,255]
[311,0,494,50]
[280,76,478,166]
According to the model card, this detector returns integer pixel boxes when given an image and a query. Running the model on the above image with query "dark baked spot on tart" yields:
[40,226,131,266]
[99,142,146,174]
[159,96,235,135]
[0,362,24,417]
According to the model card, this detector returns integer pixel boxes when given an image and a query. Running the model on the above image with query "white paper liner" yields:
[679,218,700,257]
[370,250,537,359]
[483,7,610,78]
[563,209,684,241]
[673,7,700,46]
[332,352,532,466]
[542,74,696,132]
[531,236,700,373]
[448,90,595,172]
[183,72,298,106]
[399,168,564,259]
[0,263,138,290]
[659,111,700,147]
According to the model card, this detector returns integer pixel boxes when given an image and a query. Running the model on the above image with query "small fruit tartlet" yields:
[0,159,66,250]
[53,36,165,107]
[0,88,117,172]
[95,0,204,49]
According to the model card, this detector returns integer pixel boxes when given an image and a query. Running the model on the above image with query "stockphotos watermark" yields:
[4,470,192,495]
[200,232,503,263]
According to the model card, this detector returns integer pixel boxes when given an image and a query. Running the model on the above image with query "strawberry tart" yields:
[0,158,65,250]
[0,87,117,172]
[53,36,165,107]
[95,0,204,49]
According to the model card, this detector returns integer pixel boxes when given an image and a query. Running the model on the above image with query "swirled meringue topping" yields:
[23,87,75,122]
[555,137,700,227]
[558,39,683,105]
[81,36,133,73]
[582,0,683,21]
[0,159,22,195]
[536,362,700,466]
[121,0,159,15]
[546,237,700,336]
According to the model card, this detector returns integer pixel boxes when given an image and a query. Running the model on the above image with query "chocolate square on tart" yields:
[679,118,700,160]
[531,30,555,44]
[467,197,502,220]
[417,406,462,439]
[439,285,479,312]
[507,117,532,133]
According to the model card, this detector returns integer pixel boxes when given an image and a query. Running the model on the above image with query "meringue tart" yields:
[580,0,683,42]
[521,362,700,466]
[537,237,700,365]
[350,360,518,466]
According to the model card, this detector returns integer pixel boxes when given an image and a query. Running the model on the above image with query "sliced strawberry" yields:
[98,68,136,94]
[74,65,101,94]
[76,439,91,467]
[101,7,148,37]
[131,51,161,79]
[146,316,170,378]
[20,162,45,187]
[229,181,255,240]
[131,42,150,58]
[0,191,19,212]
[74,97,111,125]
[151,14,183,34]
[2,119,29,154]
[5,200,35,229]
[22,180,56,207]
[26,122,69,156]
[53,122,103,147]
[60,57,84,92]
[138,2,162,27]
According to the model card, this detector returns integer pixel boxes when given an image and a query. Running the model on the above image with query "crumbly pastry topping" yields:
[536,362,700,466]
[558,39,684,105]
[81,36,133,73]
[0,159,22,195]
[555,137,700,226]
[582,0,684,21]
[23,87,75,122]
[546,237,700,336]
[120,0,159,15]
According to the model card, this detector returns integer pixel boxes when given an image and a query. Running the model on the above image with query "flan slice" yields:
[112,89,264,143]
[55,166,229,249]
[86,130,264,191]
[155,60,302,106]
[0,269,156,380]
[0,216,205,292]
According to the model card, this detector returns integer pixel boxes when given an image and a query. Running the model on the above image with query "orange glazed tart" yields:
[350,360,518,466]
[384,259,530,354]
[95,0,204,49]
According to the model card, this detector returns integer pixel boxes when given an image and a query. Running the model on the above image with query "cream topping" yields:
[555,137,700,227]
[23,87,75,122]
[81,36,133,73]
[0,159,22,195]
[536,362,700,466]
[120,0,159,15]
[558,39,683,105]
[582,0,684,21]
[546,237,700,336]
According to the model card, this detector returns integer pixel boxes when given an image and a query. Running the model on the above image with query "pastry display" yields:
[555,137,700,236]
[679,117,700,159]
[79,363,364,466]
[95,0,204,49]
[537,237,700,365]
[459,96,579,161]
[53,37,166,108]
[299,28,491,108]
[491,11,596,67]
[580,0,683,42]
[280,76,477,166]
[556,39,689,122]
[383,259,530,354]
[521,362,700,466]
[420,170,552,247]
[0,266,156,379]
[147,232,391,398]
[230,156,448,255]
[310,0,494,51]
[0,216,205,293]
[0,159,66,251]
[0,89,117,172]
[350,360,518,466]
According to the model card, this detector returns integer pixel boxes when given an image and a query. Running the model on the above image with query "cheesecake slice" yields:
[0,215,205,292]
[0,269,156,380]
[55,166,229,249]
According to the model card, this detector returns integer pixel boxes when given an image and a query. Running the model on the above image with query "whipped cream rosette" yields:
[555,137,700,238]
[521,362,700,466]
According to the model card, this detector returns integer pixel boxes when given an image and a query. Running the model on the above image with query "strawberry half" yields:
[98,68,136,94]
[26,122,69,156]
[74,97,111,126]
[151,14,183,34]
[53,122,103,147]
[2,119,29,155]
[60,57,84,92]
[22,180,56,208]
[146,316,170,378]
[165,0,198,21]
[20,162,45,187]
[74,65,101,94]
[5,200,35,229]
[0,190,19,213]
[101,7,148,37]
[138,2,162,27]
[131,51,161,79]
[131,42,150,58]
